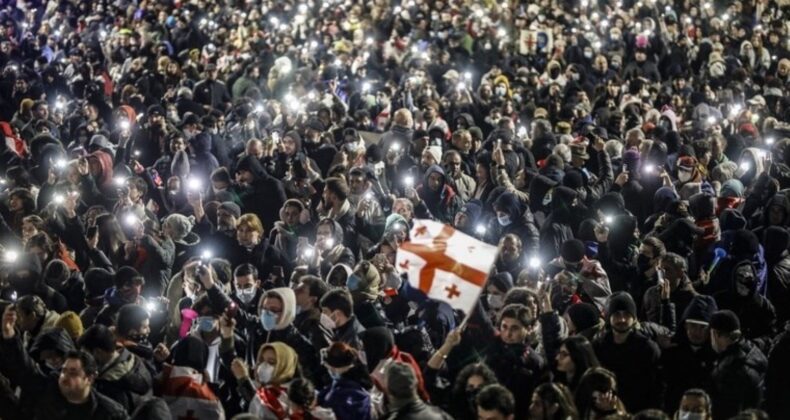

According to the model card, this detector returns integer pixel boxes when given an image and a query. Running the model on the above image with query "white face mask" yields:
[678,170,693,183]
[487,294,504,310]
[236,287,256,304]
[256,362,274,384]
[320,312,337,330]
[678,411,706,420]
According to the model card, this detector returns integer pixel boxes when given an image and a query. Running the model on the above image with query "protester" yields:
[1,0,790,418]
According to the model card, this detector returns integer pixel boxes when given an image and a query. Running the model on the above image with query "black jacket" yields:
[660,340,716,413]
[593,328,662,412]
[710,339,768,419]
[382,399,453,420]
[236,155,287,232]
[766,324,790,420]
[93,348,153,414]
[483,339,547,417]
[0,335,129,420]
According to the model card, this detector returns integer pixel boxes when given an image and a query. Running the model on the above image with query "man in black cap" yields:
[192,63,231,112]
[128,104,170,168]
[709,309,767,419]
[661,295,718,413]
[593,292,662,413]
[383,362,452,419]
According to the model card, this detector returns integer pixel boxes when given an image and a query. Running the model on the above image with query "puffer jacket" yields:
[710,339,768,419]
[94,348,153,413]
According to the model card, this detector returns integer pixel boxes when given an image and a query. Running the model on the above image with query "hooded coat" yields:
[236,155,287,232]
[188,131,219,179]
[490,192,540,254]
[539,186,578,259]
[714,261,776,348]
[415,165,463,224]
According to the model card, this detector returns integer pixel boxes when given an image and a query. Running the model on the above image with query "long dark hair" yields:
[574,367,617,418]
[450,363,499,420]
[533,382,579,420]
[561,335,600,390]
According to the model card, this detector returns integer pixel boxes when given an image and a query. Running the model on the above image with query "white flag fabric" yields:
[395,219,498,314]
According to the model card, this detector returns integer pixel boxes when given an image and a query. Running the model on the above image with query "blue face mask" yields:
[197,316,215,333]
[497,215,512,226]
[346,274,362,291]
[260,310,278,331]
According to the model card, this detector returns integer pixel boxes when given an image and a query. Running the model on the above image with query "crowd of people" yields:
[1,0,790,419]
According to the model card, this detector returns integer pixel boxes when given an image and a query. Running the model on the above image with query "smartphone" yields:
[87,226,98,238]
[225,302,238,319]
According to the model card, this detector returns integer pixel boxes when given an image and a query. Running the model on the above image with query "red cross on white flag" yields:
[396,219,498,315]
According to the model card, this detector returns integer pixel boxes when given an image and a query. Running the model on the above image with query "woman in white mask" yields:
[231,342,301,419]
[676,156,702,186]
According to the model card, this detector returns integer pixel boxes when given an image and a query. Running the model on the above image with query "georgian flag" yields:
[396,219,498,315]
[157,365,226,420]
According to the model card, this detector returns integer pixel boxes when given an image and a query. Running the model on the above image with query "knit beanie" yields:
[387,362,418,400]
[606,292,637,318]
[164,214,195,241]
[566,303,601,332]
[55,311,84,341]
[560,239,586,263]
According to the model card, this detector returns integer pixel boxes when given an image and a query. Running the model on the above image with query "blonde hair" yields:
[237,213,264,235]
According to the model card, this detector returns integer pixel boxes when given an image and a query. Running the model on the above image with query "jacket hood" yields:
[764,193,790,226]
[267,287,296,330]
[30,328,75,361]
[87,150,115,188]
[352,261,381,302]
[236,154,268,179]
[680,295,718,325]
[359,326,395,372]
[189,132,212,155]
[327,263,354,287]
[422,164,447,187]
[493,192,522,220]
[653,186,679,214]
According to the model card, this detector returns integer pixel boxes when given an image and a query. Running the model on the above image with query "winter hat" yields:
[719,208,747,231]
[44,259,70,289]
[488,272,514,293]
[606,292,637,318]
[560,239,586,263]
[384,213,408,234]
[689,193,716,220]
[387,362,419,400]
[84,268,114,299]
[459,199,483,223]
[172,335,209,372]
[163,214,195,241]
[566,303,601,332]
[677,156,697,172]
[654,187,680,213]
[218,202,241,218]
[622,148,641,171]
[763,226,790,263]
[730,229,760,257]
[720,179,744,198]
[709,310,740,334]
[360,327,396,371]
[682,295,718,326]
[425,145,442,163]
[55,311,84,341]
[211,167,232,185]
[563,170,584,190]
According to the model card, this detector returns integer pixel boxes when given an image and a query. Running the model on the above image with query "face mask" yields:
[570,73,580,81]
[236,287,257,304]
[487,294,504,310]
[256,362,274,384]
[346,274,362,291]
[678,411,706,420]
[497,215,512,226]
[197,316,216,333]
[584,51,593,59]
[549,68,560,79]
[128,333,151,347]
[678,170,693,183]
[320,312,337,330]
[495,86,506,96]
[260,310,279,331]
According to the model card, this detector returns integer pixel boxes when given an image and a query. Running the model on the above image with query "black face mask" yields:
[128,333,151,348]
